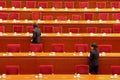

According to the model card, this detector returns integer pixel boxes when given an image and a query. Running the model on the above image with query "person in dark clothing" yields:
[89,43,99,74]
[32,23,41,43]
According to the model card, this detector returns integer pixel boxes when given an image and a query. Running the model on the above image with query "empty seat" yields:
[113,24,120,33]
[113,13,120,20]
[99,13,109,20]
[39,65,53,74]
[32,12,40,20]
[9,13,20,20]
[57,16,67,20]
[26,26,34,33]
[0,13,8,20]
[13,25,23,33]
[6,65,19,74]
[43,25,53,33]
[111,66,120,74]
[69,28,79,33]
[79,2,88,8]
[96,2,106,8]
[72,15,81,20]
[7,44,21,52]
[0,26,5,32]
[98,44,112,52]
[29,44,43,52]
[52,1,62,8]
[26,1,36,8]
[43,15,53,20]
[84,13,93,20]
[52,44,64,52]
[0,1,6,7]
[11,1,21,8]
[64,1,74,8]
[75,65,89,74]
[101,28,112,33]
[87,27,97,33]
[74,44,88,52]
[38,2,48,8]
[53,26,62,33]
[111,2,120,8]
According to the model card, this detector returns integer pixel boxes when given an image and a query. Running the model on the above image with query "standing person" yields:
[89,43,99,74]
[32,23,41,43]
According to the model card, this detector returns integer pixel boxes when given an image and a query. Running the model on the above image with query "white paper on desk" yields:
[41,34,47,36]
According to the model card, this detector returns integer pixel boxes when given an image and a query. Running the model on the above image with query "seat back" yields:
[98,44,112,52]
[26,1,36,8]
[43,25,53,33]
[29,44,43,52]
[69,28,79,33]
[13,25,23,33]
[52,44,64,52]
[39,65,53,74]
[6,65,19,74]
[7,44,21,52]
[111,66,120,74]
[74,44,88,52]
[75,65,89,74]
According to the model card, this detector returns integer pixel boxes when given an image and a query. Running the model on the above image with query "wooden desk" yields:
[0,52,120,74]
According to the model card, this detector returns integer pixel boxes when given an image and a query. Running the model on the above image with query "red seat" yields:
[38,2,48,8]
[65,1,74,8]
[52,1,62,8]
[96,2,106,8]
[74,44,88,52]
[52,44,64,52]
[39,65,53,74]
[113,24,120,33]
[57,16,67,20]
[101,28,112,33]
[98,44,112,52]
[79,2,88,8]
[9,13,19,20]
[32,12,40,20]
[84,13,93,20]
[113,13,120,20]
[99,13,109,20]
[29,44,43,52]
[13,25,23,33]
[7,44,21,52]
[69,28,79,33]
[6,65,19,74]
[0,1,6,7]
[11,1,21,8]
[26,26,34,33]
[43,25,53,33]
[0,13,8,20]
[53,26,62,33]
[0,26,5,32]
[72,15,81,20]
[111,2,120,8]
[75,65,89,74]
[87,27,97,33]
[43,16,53,20]
[111,66,120,74]
[26,1,36,8]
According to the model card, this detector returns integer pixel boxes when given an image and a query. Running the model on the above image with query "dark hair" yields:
[91,43,98,49]
[33,23,38,28]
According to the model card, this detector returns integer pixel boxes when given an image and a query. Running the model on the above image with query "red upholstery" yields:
[72,15,81,20]
[57,16,67,20]
[65,1,74,8]
[98,44,112,52]
[75,65,89,74]
[39,65,53,74]
[113,24,120,33]
[29,44,43,52]
[84,13,93,20]
[69,28,79,33]
[0,13,8,20]
[96,2,106,8]
[9,13,19,20]
[52,44,64,52]
[113,13,120,20]
[32,12,40,20]
[111,66,120,74]
[13,25,23,33]
[43,16,53,20]
[101,28,112,33]
[52,1,62,8]
[7,44,21,52]
[26,26,34,33]
[74,44,88,52]
[0,26,5,32]
[0,1,6,7]
[99,13,109,20]
[43,25,53,33]
[6,65,19,74]
[11,1,21,8]
[26,1,36,8]
[79,2,88,8]
[53,26,62,33]
[38,2,48,8]
[87,27,97,33]
[111,2,120,8]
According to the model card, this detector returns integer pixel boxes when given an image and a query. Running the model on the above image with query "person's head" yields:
[33,23,38,28]
[90,43,98,50]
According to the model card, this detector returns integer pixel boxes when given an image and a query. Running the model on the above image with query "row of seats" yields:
[1,13,120,20]
[5,65,120,74]
[0,1,120,8]
[6,44,112,53]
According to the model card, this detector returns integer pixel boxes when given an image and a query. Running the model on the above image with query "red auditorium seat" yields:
[52,44,64,52]
[65,1,74,8]
[69,28,79,33]
[96,2,106,8]
[29,44,43,52]
[79,2,88,8]
[75,65,89,74]
[13,25,23,33]
[57,16,67,20]
[52,1,62,8]
[9,13,20,20]
[7,44,21,52]
[0,26,5,32]
[11,1,21,8]
[87,27,97,33]
[32,12,40,20]
[113,24,120,33]
[26,1,36,8]
[6,65,19,74]
[43,15,53,20]
[43,25,53,33]
[99,13,109,20]
[98,44,112,52]
[84,13,93,20]
[101,28,112,33]
[113,13,120,20]
[111,66,120,74]
[38,2,48,8]
[111,2,120,8]
[0,1,6,7]
[39,65,53,74]
[72,15,81,20]
[0,13,8,20]
[53,26,62,33]
[74,44,88,52]
[26,26,34,33]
